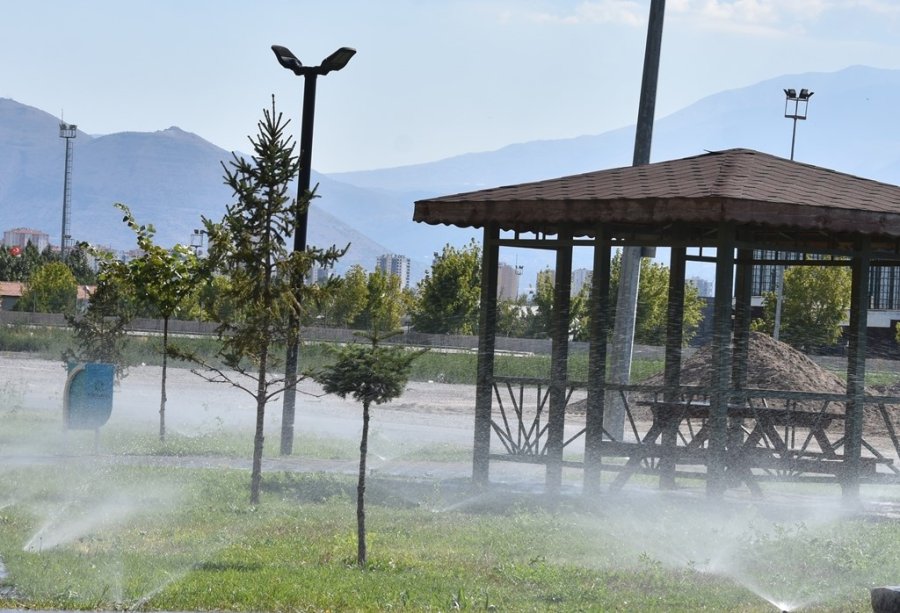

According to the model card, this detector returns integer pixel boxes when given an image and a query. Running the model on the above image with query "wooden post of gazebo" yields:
[546,228,573,494]
[708,225,737,496]
[584,228,611,494]
[659,246,687,488]
[843,238,871,498]
[473,223,500,486]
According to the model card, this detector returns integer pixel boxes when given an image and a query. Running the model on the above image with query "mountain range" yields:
[3,65,900,284]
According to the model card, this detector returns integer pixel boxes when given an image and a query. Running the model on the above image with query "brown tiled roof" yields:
[413,149,900,239]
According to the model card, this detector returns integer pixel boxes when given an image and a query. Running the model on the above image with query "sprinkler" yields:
[871,586,900,613]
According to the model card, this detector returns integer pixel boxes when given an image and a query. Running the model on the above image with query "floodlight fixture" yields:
[270,44,356,76]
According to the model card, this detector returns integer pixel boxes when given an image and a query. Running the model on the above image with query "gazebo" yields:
[414,148,900,499]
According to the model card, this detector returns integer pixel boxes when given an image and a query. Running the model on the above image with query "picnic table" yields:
[605,400,893,494]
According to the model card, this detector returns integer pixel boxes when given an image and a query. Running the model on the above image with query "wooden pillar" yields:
[732,249,754,390]
[473,223,499,486]
[584,228,611,494]
[659,246,686,488]
[843,239,871,499]
[708,226,736,497]
[546,227,573,495]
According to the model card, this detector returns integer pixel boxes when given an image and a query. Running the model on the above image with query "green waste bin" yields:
[64,362,114,430]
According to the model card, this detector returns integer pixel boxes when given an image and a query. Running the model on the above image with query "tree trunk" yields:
[159,315,169,442]
[357,400,370,567]
[250,348,268,505]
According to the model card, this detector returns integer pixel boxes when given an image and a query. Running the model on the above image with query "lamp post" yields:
[773,88,814,340]
[272,44,356,456]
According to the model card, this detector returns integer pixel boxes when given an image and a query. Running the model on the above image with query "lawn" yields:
[2,408,899,612]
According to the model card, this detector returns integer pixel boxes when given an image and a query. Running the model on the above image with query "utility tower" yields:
[59,121,77,255]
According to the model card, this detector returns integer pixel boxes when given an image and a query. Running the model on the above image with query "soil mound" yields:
[644,331,847,394]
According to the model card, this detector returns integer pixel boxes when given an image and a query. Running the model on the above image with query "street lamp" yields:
[784,87,813,161]
[774,87,814,341]
[272,44,356,456]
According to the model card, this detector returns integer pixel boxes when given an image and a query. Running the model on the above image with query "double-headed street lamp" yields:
[272,44,356,455]
[784,88,814,161]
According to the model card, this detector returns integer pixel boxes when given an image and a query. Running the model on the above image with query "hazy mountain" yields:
[0,98,394,274]
[332,65,900,191]
[328,65,900,279]
[4,65,900,285]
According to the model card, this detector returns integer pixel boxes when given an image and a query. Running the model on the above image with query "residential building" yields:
[571,268,592,296]
[2,228,50,252]
[687,276,713,298]
[376,253,411,289]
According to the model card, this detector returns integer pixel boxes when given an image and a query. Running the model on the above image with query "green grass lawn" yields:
[4,463,898,612]
[2,404,900,613]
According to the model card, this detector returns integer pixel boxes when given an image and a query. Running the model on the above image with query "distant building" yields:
[687,276,713,298]
[571,268,592,296]
[2,227,50,252]
[305,264,331,286]
[497,262,521,301]
[376,253,411,289]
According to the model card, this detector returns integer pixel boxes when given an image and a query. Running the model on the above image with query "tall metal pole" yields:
[606,0,665,438]
[774,89,812,341]
[59,121,77,256]
[280,73,318,455]
[272,44,355,456]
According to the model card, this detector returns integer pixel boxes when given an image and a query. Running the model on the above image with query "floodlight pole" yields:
[606,0,665,439]
[774,88,814,340]
[272,44,356,456]
[59,121,77,256]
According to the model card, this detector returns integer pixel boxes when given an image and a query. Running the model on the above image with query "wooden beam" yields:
[473,223,500,486]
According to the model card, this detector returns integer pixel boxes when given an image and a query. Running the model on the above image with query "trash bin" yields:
[64,362,114,430]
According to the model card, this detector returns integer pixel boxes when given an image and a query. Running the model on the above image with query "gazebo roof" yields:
[414,149,900,242]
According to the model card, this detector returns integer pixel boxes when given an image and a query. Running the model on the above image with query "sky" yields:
[3,0,900,174]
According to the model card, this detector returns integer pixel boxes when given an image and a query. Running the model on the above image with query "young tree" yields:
[410,240,481,334]
[311,332,422,567]
[756,264,851,351]
[63,273,134,379]
[110,203,200,442]
[16,261,78,314]
[174,101,344,504]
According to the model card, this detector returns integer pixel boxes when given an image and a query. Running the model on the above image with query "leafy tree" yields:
[63,245,97,284]
[109,203,201,442]
[311,332,422,567]
[356,268,406,333]
[607,251,704,346]
[496,296,531,337]
[0,242,95,284]
[329,264,368,327]
[411,240,481,334]
[63,273,134,379]
[755,264,851,351]
[528,268,555,338]
[0,242,39,282]
[16,262,78,314]
[172,101,344,504]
